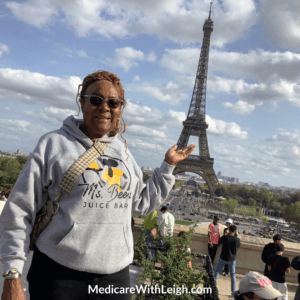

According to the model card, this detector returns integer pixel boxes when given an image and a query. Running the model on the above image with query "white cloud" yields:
[24,107,77,125]
[264,129,300,144]
[5,0,258,45]
[146,52,157,62]
[0,68,81,109]
[0,43,10,57]
[46,40,89,58]
[206,115,247,139]
[105,47,156,72]
[0,118,47,136]
[123,100,186,130]
[128,81,188,105]
[261,0,300,50]
[77,50,88,58]
[133,75,140,82]
[5,0,58,28]
[161,47,300,109]
[4,107,10,111]
[222,100,255,114]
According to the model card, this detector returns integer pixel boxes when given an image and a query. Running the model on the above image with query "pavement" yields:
[215,273,297,300]
[130,263,298,300]
[0,253,298,300]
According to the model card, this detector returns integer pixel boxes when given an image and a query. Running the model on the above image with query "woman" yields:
[144,210,159,260]
[233,271,282,300]
[0,70,195,300]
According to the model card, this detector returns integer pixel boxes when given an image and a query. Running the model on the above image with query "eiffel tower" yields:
[173,2,219,196]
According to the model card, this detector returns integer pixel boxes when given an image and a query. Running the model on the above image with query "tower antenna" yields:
[208,1,213,19]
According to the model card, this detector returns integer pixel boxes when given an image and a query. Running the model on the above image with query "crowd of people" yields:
[140,209,300,300]
[204,215,300,300]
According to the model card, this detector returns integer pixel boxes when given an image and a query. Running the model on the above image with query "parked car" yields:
[234,222,240,225]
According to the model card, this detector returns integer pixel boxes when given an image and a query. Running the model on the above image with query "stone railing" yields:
[132,218,300,284]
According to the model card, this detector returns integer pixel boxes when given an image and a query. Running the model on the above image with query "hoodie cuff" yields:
[160,160,176,174]
[3,259,25,276]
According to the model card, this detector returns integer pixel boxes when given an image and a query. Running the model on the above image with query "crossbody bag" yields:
[29,141,109,251]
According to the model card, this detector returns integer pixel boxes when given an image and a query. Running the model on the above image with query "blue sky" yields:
[1,0,300,188]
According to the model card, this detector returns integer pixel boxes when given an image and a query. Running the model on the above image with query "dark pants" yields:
[27,245,131,300]
[208,243,218,264]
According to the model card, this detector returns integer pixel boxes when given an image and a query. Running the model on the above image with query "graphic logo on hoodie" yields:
[79,157,131,205]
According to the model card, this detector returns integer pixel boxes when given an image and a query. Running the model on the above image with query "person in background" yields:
[156,206,175,261]
[144,210,158,260]
[233,271,282,300]
[214,225,240,296]
[224,228,229,235]
[157,206,175,238]
[207,215,220,264]
[268,243,290,300]
[222,218,236,277]
[291,255,300,300]
[0,191,7,202]
[262,234,282,278]
[4,188,11,199]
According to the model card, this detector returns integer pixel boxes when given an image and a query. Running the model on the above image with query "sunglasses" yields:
[83,95,123,109]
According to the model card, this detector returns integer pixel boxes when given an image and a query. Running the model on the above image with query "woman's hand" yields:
[164,144,196,166]
[1,278,26,300]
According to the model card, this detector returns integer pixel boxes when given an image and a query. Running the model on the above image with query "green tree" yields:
[0,157,23,189]
[222,198,238,215]
[271,201,281,210]
[238,187,250,199]
[262,216,269,225]
[134,222,208,299]
[236,207,259,217]
[291,192,300,204]
[284,202,300,231]
[199,183,209,193]
[227,185,238,198]
[248,198,256,206]
[173,180,185,190]
[16,156,28,165]
[258,188,271,205]
[214,184,228,197]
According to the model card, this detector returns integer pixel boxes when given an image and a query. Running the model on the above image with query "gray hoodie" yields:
[0,116,175,275]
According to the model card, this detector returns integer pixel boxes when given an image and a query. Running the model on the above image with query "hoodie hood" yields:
[61,115,119,148]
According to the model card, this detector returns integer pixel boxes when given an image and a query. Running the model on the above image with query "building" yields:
[0,149,28,159]
[258,182,271,187]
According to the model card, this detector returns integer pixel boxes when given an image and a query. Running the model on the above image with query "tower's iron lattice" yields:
[173,2,219,196]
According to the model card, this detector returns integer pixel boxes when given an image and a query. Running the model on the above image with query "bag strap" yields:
[58,141,109,195]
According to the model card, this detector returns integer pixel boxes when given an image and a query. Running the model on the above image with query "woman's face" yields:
[80,80,122,141]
